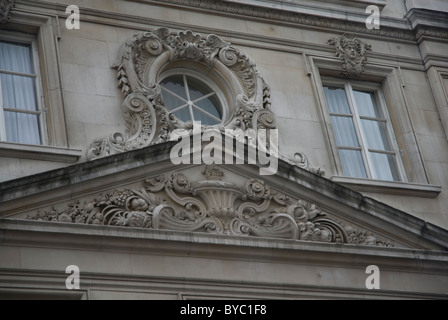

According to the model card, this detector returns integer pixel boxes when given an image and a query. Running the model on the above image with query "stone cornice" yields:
[13,0,448,42]
[1,141,448,251]
[144,0,416,41]
[406,8,448,41]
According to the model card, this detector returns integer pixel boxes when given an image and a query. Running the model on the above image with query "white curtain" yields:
[369,152,399,181]
[354,89,399,181]
[324,86,350,114]
[353,90,379,117]
[324,86,366,178]
[330,116,359,147]
[0,41,33,74]
[339,149,367,179]
[0,41,41,145]
[360,119,391,151]
[5,112,40,145]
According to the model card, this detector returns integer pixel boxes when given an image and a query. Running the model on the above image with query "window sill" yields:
[331,176,442,198]
[0,142,82,163]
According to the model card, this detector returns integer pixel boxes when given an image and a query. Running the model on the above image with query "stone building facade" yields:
[0,0,447,299]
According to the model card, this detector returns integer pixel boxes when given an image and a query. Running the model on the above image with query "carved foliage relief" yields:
[27,166,392,247]
[328,33,372,79]
[87,28,276,160]
[0,0,14,24]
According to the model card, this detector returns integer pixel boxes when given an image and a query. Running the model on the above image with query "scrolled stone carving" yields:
[27,166,392,247]
[328,33,372,79]
[87,27,276,161]
[280,152,325,176]
[0,0,14,24]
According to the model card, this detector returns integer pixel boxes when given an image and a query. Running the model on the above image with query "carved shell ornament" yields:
[87,27,276,161]
[27,166,392,247]
[328,33,372,79]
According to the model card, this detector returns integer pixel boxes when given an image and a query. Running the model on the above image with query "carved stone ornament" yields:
[27,165,392,247]
[87,27,276,161]
[0,0,14,24]
[281,152,325,176]
[328,33,372,79]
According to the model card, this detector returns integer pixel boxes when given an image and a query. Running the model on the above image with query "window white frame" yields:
[306,55,441,197]
[0,12,81,163]
[0,32,48,145]
[159,68,228,126]
[322,77,407,182]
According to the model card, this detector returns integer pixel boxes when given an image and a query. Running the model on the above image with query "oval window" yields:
[159,73,224,126]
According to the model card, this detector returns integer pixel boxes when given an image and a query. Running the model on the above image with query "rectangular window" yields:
[0,37,44,145]
[323,80,404,182]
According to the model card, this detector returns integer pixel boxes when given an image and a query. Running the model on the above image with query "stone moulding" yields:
[150,0,415,41]
[87,27,277,161]
[0,0,15,24]
[328,33,372,79]
[26,165,392,247]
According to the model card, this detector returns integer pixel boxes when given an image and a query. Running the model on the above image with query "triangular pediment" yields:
[1,141,447,251]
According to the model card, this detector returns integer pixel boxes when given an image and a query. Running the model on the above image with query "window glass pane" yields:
[160,75,188,100]
[324,86,351,114]
[369,152,400,181]
[360,119,392,151]
[172,108,192,123]
[5,111,41,145]
[161,89,187,111]
[0,41,33,74]
[1,74,38,111]
[353,90,381,118]
[330,116,359,147]
[193,108,220,126]
[339,149,367,179]
[187,76,214,102]
[194,96,222,120]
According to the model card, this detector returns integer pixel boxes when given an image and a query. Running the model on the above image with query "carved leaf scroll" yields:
[0,0,14,24]
[27,165,393,247]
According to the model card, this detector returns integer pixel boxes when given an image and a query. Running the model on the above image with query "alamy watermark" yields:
[169,122,279,176]
[65,265,80,290]
[65,5,80,30]
[365,265,380,290]
[366,5,380,30]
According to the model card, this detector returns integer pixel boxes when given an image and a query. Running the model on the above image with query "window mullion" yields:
[192,91,216,104]
[376,89,408,182]
[3,108,42,115]
[189,105,195,123]
[346,82,373,179]
[161,86,188,103]
[191,104,221,122]
[183,74,191,102]
[0,69,37,78]
[30,37,44,146]
[0,78,7,141]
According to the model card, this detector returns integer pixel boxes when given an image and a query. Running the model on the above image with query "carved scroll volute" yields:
[87,27,276,160]
[25,168,393,247]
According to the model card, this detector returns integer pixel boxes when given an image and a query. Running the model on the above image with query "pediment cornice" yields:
[23,165,394,247]
[1,143,447,251]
